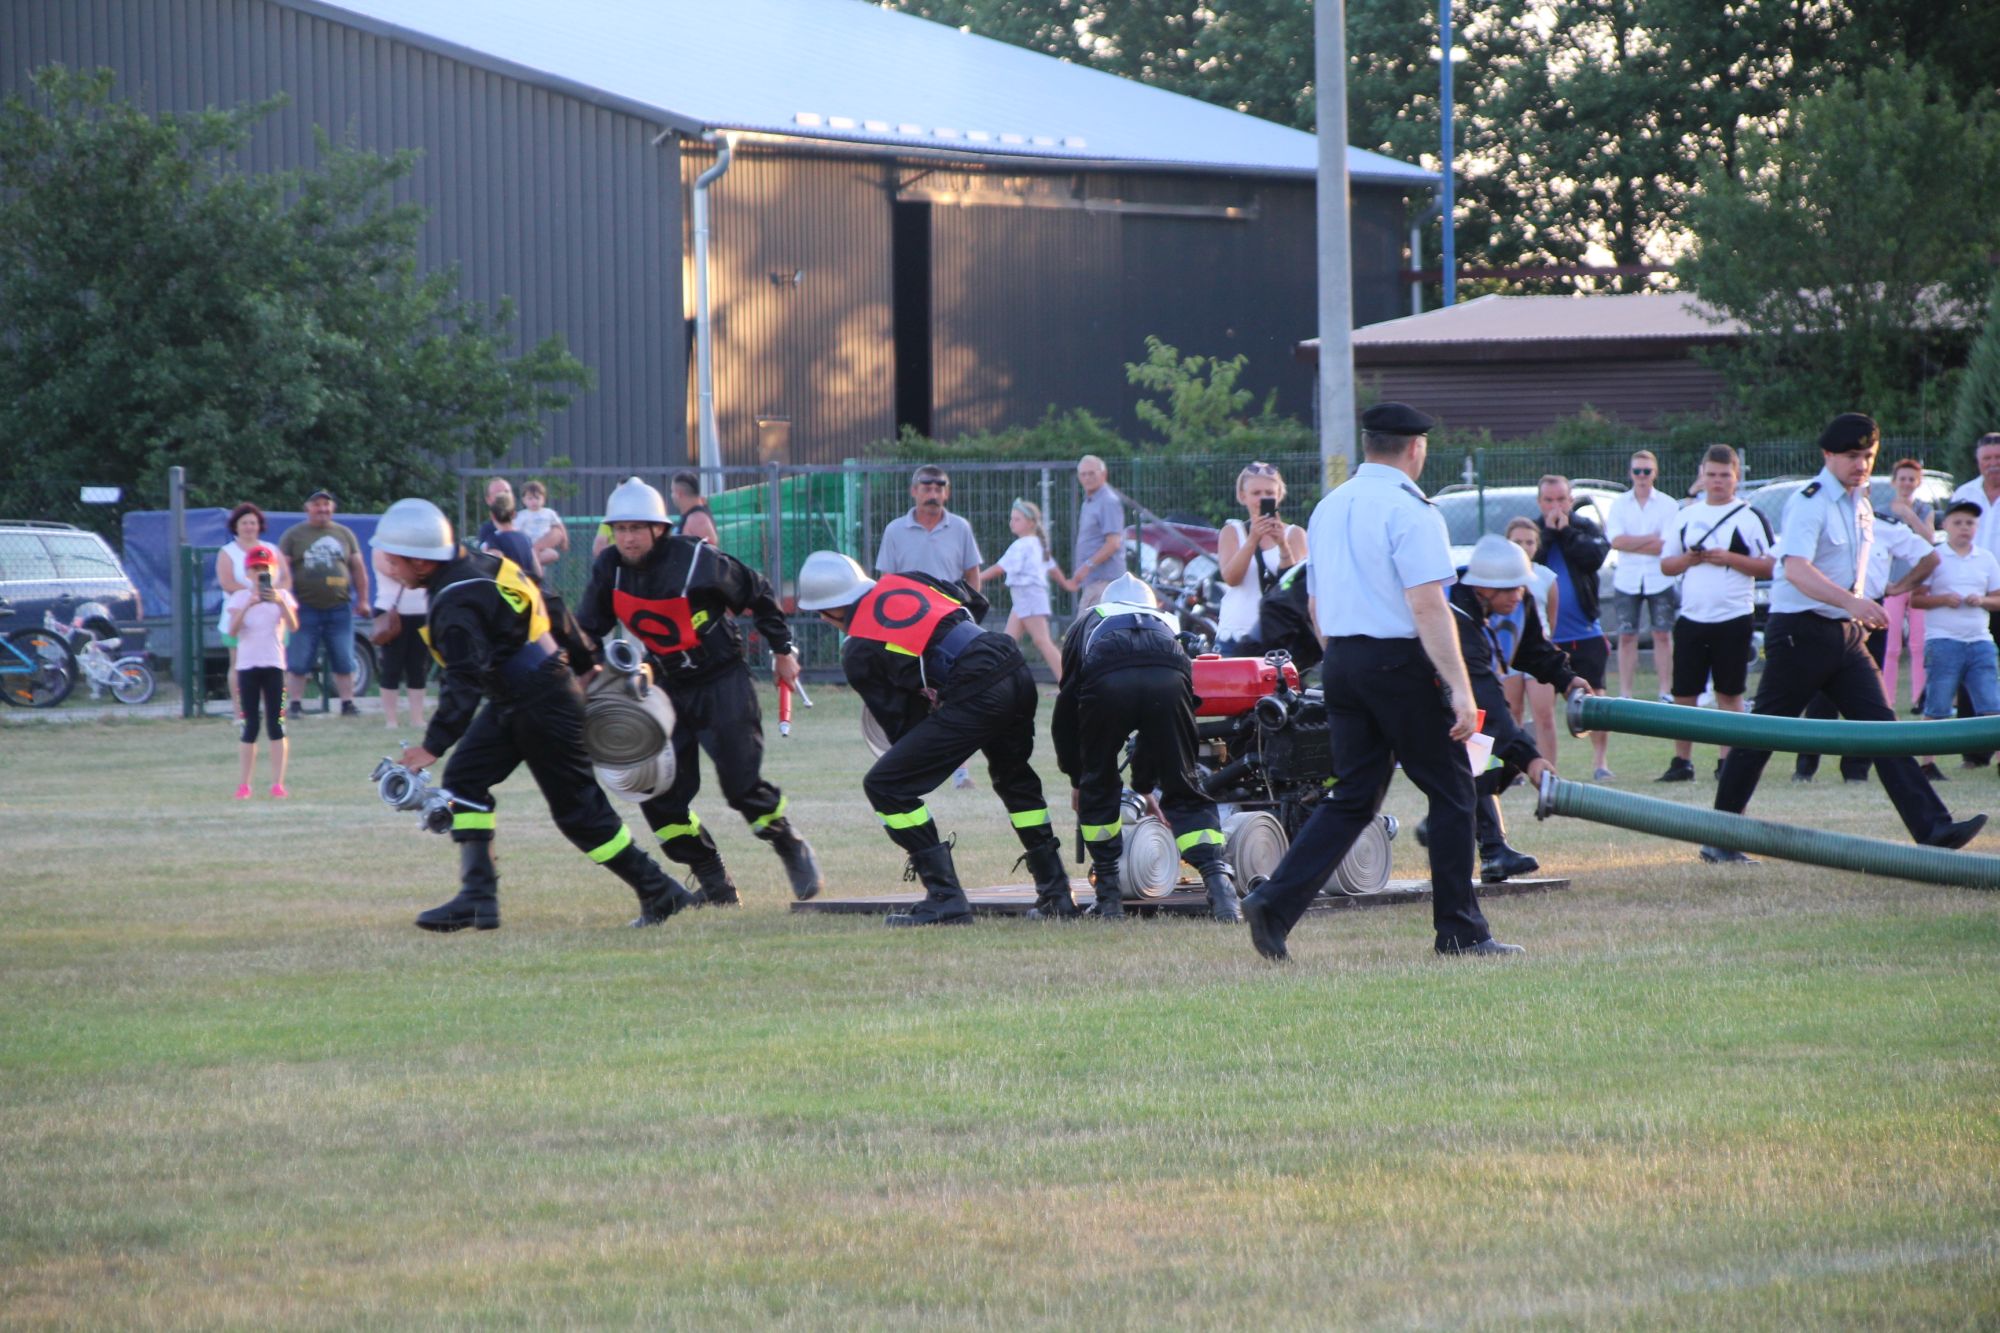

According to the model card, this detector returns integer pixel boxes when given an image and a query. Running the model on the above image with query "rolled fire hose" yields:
[584,638,677,800]
[1328,814,1399,896]
[1120,816,1181,899]
[1570,692,2000,757]
[1535,772,2000,889]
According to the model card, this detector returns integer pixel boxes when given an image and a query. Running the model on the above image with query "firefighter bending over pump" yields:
[1052,573,1241,921]
[578,477,823,904]
[797,550,1070,926]
[373,498,699,931]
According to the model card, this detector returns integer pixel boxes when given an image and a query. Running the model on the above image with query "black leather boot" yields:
[688,856,739,907]
[1196,856,1241,923]
[1021,840,1081,920]
[1476,794,1540,882]
[1089,857,1126,920]
[416,840,501,932]
[605,844,700,926]
[885,841,974,927]
[756,818,824,901]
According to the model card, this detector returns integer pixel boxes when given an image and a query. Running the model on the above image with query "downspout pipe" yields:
[692,132,734,492]
[1535,774,2000,890]
[1569,693,2000,757]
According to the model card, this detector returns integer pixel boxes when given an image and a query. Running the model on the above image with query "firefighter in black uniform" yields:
[795,550,1070,926]
[1051,573,1241,921]
[577,477,823,904]
[1439,535,1591,881]
[374,498,698,932]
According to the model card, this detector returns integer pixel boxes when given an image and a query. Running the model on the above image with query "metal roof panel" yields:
[281,0,1436,183]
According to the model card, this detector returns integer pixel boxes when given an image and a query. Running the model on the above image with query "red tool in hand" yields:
[778,680,793,737]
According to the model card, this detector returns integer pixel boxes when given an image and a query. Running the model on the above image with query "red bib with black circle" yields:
[847,574,962,655]
[613,589,699,656]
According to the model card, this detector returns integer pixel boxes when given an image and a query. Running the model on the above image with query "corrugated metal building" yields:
[1299,294,1743,438]
[3,0,1436,468]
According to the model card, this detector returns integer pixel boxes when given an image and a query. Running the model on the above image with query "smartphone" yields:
[1259,497,1278,519]
[257,570,274,594]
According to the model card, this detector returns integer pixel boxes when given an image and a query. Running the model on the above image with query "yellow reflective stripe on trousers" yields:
[877,805,932,829]
[1176,828,1225,851]
[587,825,633,863]
[452,811,496,831]
[751,796,788,831]
[653,812,702,841]
[1079,822,1120,842]
[1008,808,1050,829]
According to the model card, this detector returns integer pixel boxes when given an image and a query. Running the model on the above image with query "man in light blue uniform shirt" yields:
[1240,402,1522,961]
[1706,412,1983,861]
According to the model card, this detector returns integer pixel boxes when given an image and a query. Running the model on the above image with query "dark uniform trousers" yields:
[1257,636,1490,948]
[864,663,1052,854]
[1795,625,1888,781]
[443,658,634,862]
[1075,665,1223,869]
[1717,612,1950,840]
[638,662,784,866]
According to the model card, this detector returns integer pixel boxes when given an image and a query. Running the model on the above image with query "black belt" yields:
[925,619,986,684]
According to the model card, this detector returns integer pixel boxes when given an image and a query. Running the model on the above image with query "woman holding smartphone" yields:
[1214,461,1308,656]
[223,545,299,799]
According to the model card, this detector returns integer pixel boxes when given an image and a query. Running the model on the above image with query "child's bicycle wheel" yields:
[110,657,157,705]
[1,628,78,708]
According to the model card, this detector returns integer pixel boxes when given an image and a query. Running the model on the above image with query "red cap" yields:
[245,545,277,568]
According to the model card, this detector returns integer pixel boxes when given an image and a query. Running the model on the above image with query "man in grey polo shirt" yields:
[875,463,984,788]
[876,464,982,586]
[1072,454,1127,609]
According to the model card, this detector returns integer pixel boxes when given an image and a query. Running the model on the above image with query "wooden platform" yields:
[791,877,1571,918]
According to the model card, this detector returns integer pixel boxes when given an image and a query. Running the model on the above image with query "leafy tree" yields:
[0,66,588,512]
[1952,279,2000,470]
[1678,62,2000,435]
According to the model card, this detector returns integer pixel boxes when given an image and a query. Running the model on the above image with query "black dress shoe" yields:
[1699,845,1756,864]
[1412,818,1429,848]
[1656,758,1695,783]
[1789,771,1814,784]
[1923,814,1988,851]
[1240,880,1290,962]
[1438,937,1525,957]
[1480,846,1540,883]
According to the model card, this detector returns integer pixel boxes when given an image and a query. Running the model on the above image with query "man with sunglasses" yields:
[1606,449,1680,715]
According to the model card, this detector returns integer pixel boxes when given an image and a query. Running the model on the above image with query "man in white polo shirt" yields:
[1605,449,1681,703]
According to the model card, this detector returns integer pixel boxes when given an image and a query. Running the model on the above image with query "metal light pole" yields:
[1438,0,1456,307]
[1315,0,1356,488]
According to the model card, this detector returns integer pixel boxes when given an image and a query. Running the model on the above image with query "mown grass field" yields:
[2,678,1997,1328]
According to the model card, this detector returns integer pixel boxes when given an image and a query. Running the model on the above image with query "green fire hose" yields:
[1568,693,2000,757]
[1534,774,2000,889]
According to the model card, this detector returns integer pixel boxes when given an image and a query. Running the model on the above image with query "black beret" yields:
[1817,412,1879,453]
[1360,402,1435,435]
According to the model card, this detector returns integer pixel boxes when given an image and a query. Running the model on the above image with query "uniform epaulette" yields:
[1801,481,1822,497]
[1400,482,1433,506]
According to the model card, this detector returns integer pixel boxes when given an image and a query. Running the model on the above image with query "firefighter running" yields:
[796,550,1070,926]
[577,477,824,905]
[373,498,699,931]
[1051,573,1241,921]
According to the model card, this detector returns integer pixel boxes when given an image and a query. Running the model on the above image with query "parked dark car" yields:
[0,521,149,658]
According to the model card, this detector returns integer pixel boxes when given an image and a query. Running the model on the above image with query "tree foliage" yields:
[0,66,589,511]
[1952,280,2000,470]
[1677,62,2000,436]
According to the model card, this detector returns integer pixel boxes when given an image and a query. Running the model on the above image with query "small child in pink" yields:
[223,545,299,798]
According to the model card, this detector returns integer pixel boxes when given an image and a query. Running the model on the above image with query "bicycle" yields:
[44,605,156,705]
[0,624,78,708]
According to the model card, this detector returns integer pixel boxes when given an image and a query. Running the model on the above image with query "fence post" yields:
[1475,448,1486,536]
[765,460,784,598]
[169,466,191,718]
[1039,467,1052,552]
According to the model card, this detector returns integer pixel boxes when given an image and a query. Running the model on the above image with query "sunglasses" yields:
[1242,463,1280,477]
[1630,467,1654,476]
[914,478,948,489]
